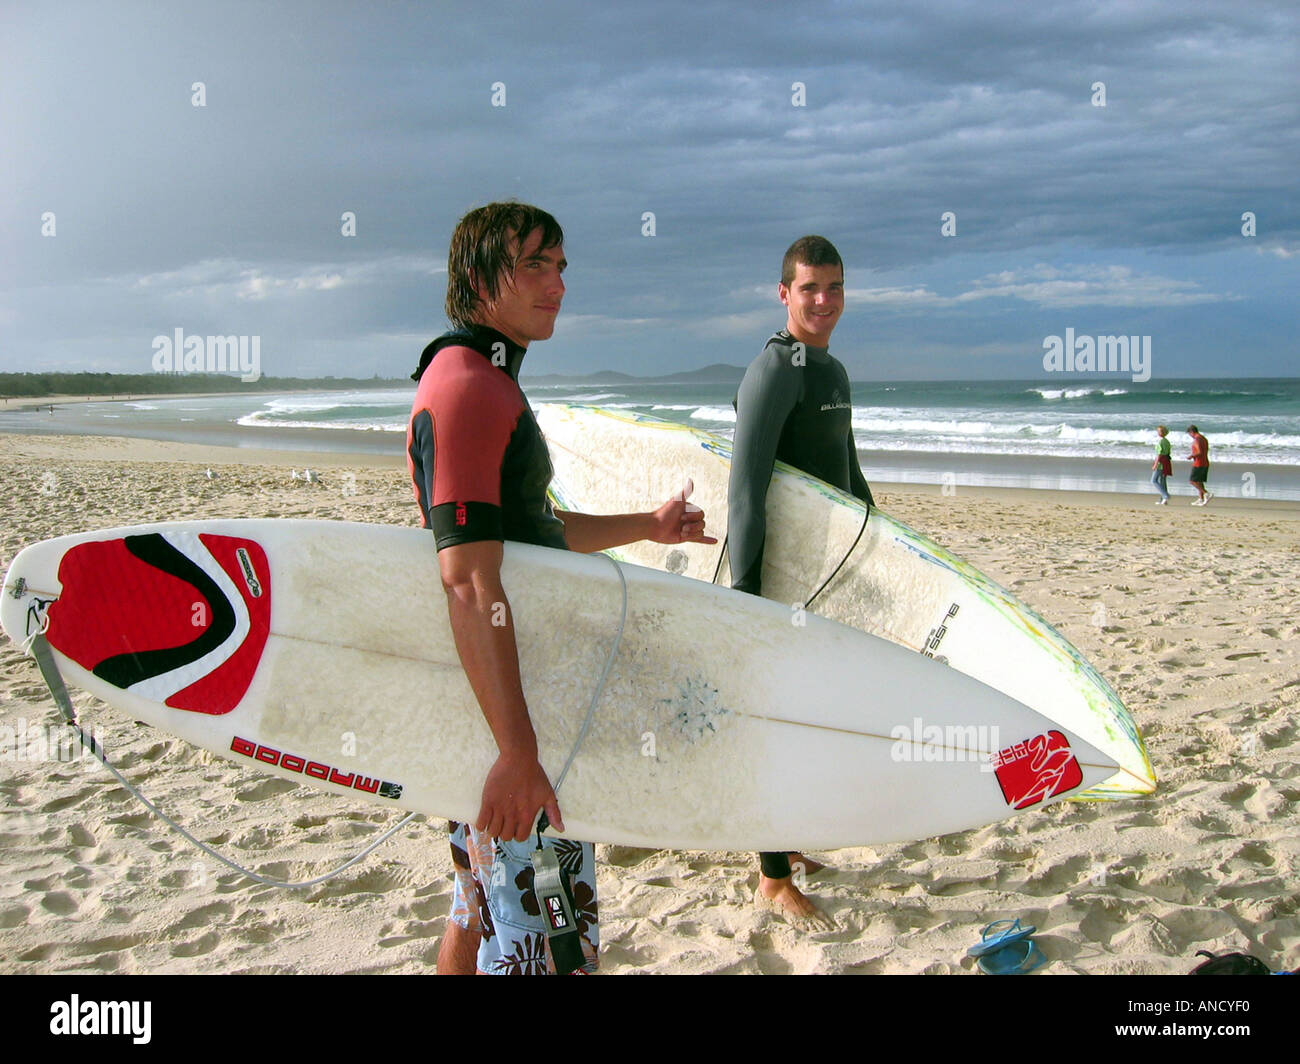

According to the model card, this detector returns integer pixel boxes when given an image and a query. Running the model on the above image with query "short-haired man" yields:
[1186,425,1212,505]
[727,235,874,929]
[409,202,715,973]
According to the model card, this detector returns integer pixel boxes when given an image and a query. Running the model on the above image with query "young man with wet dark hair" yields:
[410,201,715,974]
[728,234,874,930]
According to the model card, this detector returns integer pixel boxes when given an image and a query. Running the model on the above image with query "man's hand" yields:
[555,478,718,551]
[646,478,719,545]
[478,751,564,842]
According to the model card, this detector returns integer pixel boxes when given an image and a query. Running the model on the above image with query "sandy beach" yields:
[1,430,1297,975]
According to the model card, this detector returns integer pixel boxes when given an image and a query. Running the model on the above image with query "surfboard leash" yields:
[23,632,418,890]
[711,502,872,613]
[549,552,629,797]
[803,502,871,611]
[709,534,728,586]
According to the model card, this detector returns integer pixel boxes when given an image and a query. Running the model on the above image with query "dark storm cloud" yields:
[1,1,1295,377]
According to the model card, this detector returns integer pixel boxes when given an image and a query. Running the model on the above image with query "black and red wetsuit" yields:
[408,325,567,552]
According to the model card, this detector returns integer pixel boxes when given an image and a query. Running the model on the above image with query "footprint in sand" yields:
[40,891,78,916]
[600,844,657,868]
[0,904,30,928]
[1154,906,1239,945]
[1243,785,1286,821]
[1222,780,1256,807]
[235,777,301,802]
[158,863,211,889]
[393,897,440,922]
[169,901,234,932]
[1189,810,1232,834]
[1020,853,1094,896]
[104,811,153,834]
[170,930,220,958]
[236,916,289,945]
[601,940,656,967]
[74,932,150,957]
[1231,841,1276,868]
[242,860,296,882]
[306,864,413,902]
[67,823,96,848]
[40,792,92,814]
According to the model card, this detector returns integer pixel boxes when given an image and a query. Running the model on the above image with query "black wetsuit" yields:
[728,330,873,880]
[729,330,873,594]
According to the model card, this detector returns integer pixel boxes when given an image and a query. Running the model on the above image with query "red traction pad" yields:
[46,533,271,715]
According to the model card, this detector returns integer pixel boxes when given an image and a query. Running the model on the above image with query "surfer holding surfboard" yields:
[729,235,875,929]
[410,203,716,975]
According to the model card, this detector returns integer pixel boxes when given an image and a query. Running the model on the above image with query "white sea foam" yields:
[235,414,406,432]
[690,406,737,424]
[1032,387,1106,400]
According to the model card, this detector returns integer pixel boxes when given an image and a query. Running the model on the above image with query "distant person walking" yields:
[1187,425,1212,505]
[1154,424,1175,504]
[1151,425,1172,504]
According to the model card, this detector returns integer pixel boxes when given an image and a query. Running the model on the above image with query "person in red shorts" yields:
[409,202,716,974]
[1186,425,1212,506]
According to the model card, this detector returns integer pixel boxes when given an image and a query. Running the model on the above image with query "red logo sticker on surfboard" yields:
[992,730,1082,809]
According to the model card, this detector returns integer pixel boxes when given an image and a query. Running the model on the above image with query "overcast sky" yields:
[2,0,1296,381]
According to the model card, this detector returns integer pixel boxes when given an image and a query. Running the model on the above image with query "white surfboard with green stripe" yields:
[537,402,1155,800]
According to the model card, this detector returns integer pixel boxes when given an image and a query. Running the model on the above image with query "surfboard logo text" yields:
[49,995,151,1044]
[993,730,1083,808]
[235,548,263,597]
[230,736,403,799]
[922,602,960,660]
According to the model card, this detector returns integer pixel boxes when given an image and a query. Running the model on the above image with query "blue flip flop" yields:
[967,918,1037,958]
[978,939,1048,975]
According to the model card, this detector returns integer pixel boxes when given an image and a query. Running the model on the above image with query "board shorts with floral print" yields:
[447,821,598,975]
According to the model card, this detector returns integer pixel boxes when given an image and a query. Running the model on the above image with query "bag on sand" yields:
[1190,950,1273,975]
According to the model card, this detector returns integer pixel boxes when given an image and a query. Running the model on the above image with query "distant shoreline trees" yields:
[0,372,409,399]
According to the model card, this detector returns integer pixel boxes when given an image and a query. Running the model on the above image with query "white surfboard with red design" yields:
[3,520,1117,849]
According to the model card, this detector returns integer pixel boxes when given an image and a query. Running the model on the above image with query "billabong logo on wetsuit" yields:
[992,730,1082,808]
[455,502,467,526]
[820,389,852,412]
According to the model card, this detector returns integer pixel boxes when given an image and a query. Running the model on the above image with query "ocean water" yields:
[5,378,1298,500]
[534,377,1300,500]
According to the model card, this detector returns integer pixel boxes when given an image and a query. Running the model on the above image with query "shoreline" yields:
[1,391,265,414]
[3,430,1297,519]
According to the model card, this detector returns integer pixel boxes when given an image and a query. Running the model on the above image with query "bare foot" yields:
[787,852,827,875]
[755,874,836,931]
